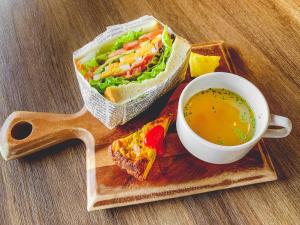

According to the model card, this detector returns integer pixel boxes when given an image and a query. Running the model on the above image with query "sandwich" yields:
[75,20,190,103]
[109,116,171,180]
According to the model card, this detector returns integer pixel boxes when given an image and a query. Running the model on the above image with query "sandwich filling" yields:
[76,25,174,94]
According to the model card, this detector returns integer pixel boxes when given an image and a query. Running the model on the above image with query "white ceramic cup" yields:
[176,72,292,164]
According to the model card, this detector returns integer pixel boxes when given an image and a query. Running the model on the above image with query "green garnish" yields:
[96,53,109,64]
[137,26,173,82]
[234,127,247,141]
[89,77,130,94]
[83,57,98,70]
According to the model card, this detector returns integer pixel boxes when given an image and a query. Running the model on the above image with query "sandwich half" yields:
[75,19,191,103]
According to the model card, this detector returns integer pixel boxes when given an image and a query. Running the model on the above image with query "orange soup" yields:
[184,88,255,146]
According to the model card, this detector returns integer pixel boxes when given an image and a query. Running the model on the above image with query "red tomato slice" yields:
[125,66,142,78]
[128,54,153,76]
[157,40,163,49]
[145,125,165,155]
[139,29,163,42]
[123,40,139,50]
[75,60,82,71]
[143,54,153,64]
[108,48,126,58]
[84,71,93,80]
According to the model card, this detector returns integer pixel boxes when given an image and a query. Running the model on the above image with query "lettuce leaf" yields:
[162,25,173,48]
[96,53,108,64]
[82,57,98,71]
[89,77,130,93]
[137,26,173,82]
[82,53,109,73]
[112,30,143,51]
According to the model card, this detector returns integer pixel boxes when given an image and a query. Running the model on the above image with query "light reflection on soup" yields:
[184,88,255,146]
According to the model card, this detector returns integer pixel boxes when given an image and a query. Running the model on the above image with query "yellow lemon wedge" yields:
[189,52,221,77]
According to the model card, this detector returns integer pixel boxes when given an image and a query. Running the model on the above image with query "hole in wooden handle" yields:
[11,121,33,140]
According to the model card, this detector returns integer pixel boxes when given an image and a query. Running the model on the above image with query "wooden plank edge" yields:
[259,140,278,179]
[88,171,277,211]
[87,159,277,211]
[90,167,275,200]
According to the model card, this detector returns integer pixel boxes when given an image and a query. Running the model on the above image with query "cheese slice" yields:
[189,52,220,77]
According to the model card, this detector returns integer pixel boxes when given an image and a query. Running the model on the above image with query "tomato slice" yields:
[139,29,163,42]
[108,48,126,58]
[123,40,139,50]
[75,60,82,71]
[157,40,163,49]
[84,70,93,80]
[127,54,153,76]
[143,54,153,64]
[145,125,165,156]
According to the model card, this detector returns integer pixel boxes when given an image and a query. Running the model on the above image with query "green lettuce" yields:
[83,57,98,69]
[89,77,130,93]
[137,26,173,82]
[162,25,173,49]
[80,57,98,76]
[80,56,101,76]
[95,53,108,64]
[112,30,143,51]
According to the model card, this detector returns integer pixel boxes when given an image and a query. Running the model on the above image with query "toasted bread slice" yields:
[109,116,171,180]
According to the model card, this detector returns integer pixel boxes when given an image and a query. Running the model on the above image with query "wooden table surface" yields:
[0,0,299,224]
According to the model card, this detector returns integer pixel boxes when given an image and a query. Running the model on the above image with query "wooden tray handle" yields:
[0,108,88,160]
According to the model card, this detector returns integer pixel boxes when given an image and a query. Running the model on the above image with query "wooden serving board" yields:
[0,42,277,211]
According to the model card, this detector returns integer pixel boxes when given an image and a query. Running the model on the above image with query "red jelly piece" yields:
[145,125,165,155]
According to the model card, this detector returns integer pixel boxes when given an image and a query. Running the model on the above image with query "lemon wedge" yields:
[189,52,220,77]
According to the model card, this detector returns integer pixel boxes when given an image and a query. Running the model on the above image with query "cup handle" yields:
[262,114,292,138]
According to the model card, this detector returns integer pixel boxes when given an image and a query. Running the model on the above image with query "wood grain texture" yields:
[0,0,299,224]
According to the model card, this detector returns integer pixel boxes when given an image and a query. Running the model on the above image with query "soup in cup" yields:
[176,72,292,164]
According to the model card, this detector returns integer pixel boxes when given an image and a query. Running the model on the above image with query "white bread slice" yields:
[104,36,191,103]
